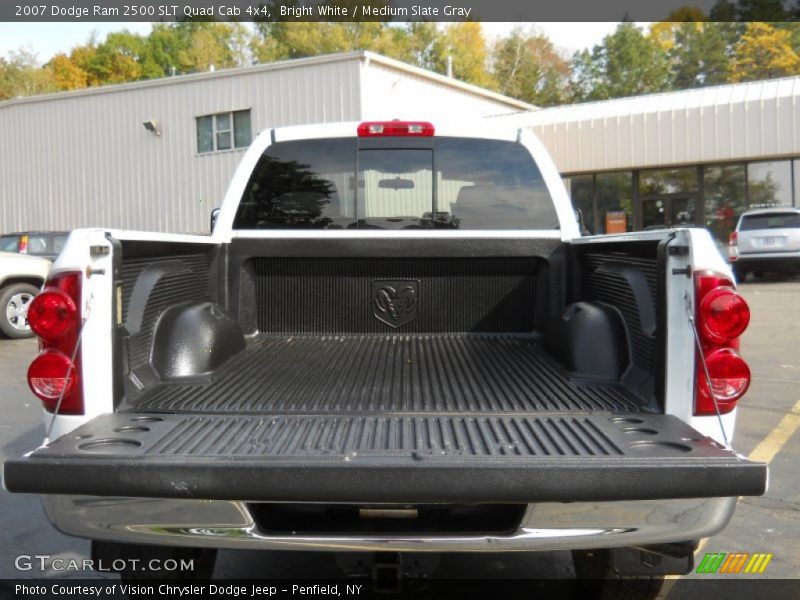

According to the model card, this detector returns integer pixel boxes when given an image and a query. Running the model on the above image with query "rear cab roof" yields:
[271,121,520,143]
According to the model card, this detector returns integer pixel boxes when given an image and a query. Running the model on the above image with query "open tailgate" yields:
[4,412,766,502]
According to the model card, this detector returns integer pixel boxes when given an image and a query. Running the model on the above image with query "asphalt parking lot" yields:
[1,275,798,587]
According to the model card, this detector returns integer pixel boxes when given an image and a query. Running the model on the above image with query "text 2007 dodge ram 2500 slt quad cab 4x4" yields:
[4,121,766,592]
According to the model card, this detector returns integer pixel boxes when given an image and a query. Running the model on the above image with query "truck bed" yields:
[129,334,639,415]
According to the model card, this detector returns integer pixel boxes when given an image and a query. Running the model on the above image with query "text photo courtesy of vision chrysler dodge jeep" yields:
[3,121,766,590]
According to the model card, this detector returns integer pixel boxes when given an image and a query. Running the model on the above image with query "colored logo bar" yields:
[696,552,773,574]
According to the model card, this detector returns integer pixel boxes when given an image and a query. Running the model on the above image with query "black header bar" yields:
[4,0,794,23]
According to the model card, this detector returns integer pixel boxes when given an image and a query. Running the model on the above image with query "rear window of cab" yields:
[233,137,558,230]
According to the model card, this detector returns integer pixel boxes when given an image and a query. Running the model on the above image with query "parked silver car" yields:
[0,251,51,338]
[729,207,800,281]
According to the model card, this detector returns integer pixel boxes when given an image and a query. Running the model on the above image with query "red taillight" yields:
[698,286,750,343]
[694,271,751,416]
[28,289,77,341]
[697,349,751,406]
[357,121,435,137]
[27,349,79,412]
[27,271,83,415]
[728,231,739,261]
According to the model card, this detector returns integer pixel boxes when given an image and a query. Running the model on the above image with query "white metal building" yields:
[0,51,531,235]
[2,51,799,245]
[492,77,800,243]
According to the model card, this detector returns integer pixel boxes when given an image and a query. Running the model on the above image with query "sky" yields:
[0,22,628,64]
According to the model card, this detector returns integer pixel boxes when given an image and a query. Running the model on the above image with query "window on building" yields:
[564,175,594,234]
[196,110,251,154]
[596,172,633,233]
[747,160,792,207]
[639,167,698,195]
[704,164,746,244]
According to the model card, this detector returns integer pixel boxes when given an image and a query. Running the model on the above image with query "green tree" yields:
[735,0,789,20]
[67,31,151,85]
[146,23,193,75]
[180,22,250,72]
[571,22,672,102]
[0,48,55,100]
[663,23,732,88]
[89,23,250,82]
[88,32,147,83]
[252,22,394,62]
[709,0,739,20]
[491,27,570,106]
[398,22,444,69]
[709,0,790,20]
[146,22,251,73]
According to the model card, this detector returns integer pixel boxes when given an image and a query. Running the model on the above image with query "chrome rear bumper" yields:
[42,495,737,552]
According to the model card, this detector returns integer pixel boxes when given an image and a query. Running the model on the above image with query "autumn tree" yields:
[251,21,494,88]
[438,23,495,88]
[47,53,88,90]
[730,22,800,82]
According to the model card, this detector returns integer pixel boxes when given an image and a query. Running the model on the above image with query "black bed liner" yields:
[130,334,639,414]
[4,412,766,502]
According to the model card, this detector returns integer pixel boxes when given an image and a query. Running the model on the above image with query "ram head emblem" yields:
[372,280,419,328]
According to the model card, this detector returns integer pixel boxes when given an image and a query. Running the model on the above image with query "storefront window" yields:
[704,164,747,244]
[596,172,632,233]
[565,175,594,234]
[639,167,698,195]
[748,161,792,207]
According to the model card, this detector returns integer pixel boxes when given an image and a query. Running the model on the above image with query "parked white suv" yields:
[729,207,800,280]
[0,251,50,338]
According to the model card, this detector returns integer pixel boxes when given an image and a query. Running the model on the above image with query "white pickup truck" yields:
[4,121,766,594]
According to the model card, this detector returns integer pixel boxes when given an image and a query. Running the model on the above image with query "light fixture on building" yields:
[142,119,161,136]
